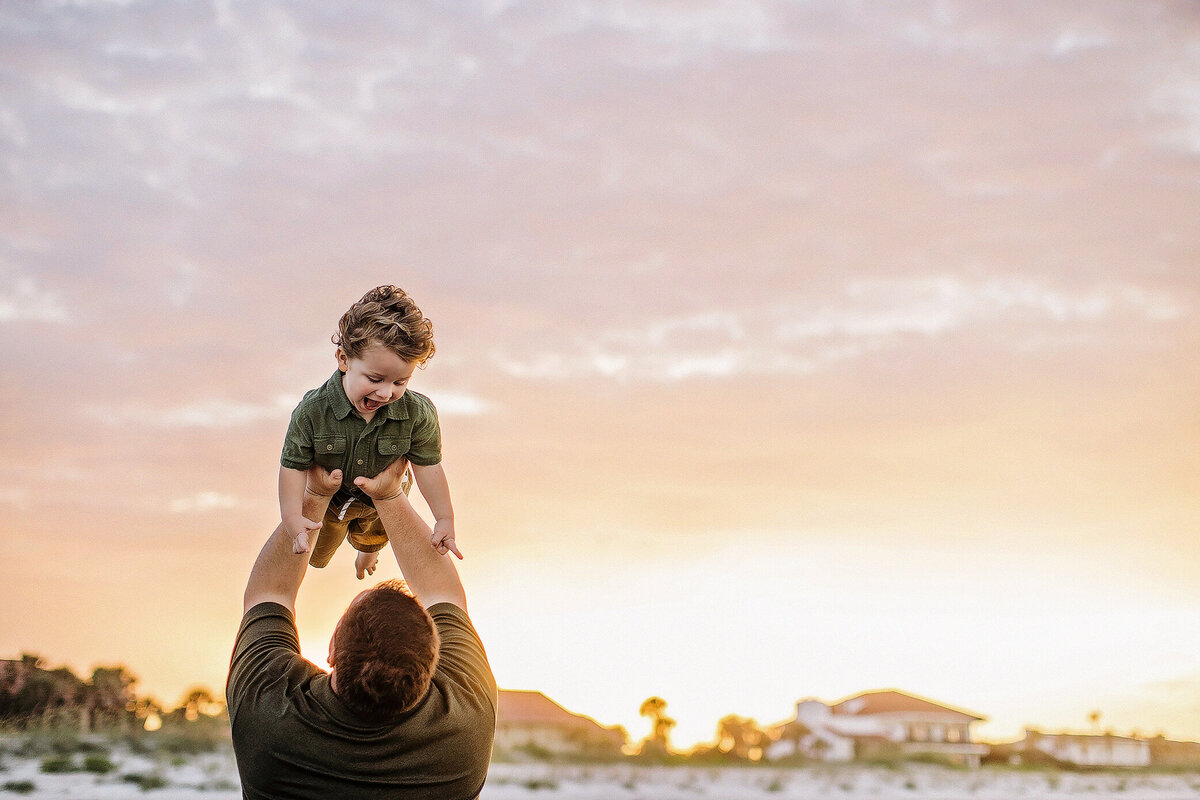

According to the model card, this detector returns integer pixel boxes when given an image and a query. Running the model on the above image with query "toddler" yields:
[279,285,460,579]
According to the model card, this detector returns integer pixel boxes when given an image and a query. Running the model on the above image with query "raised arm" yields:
[355,460,467,611]
[244,467,342,614]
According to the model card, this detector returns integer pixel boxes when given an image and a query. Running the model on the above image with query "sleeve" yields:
[428,603,497,713]
[225,603,303,723]
[405,391,442,467]
[280,394,317,470]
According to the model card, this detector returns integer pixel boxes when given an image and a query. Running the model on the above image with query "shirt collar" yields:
[321,369,410,422]
[322,370,355,421]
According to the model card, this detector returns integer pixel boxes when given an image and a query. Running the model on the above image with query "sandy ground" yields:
[3,750,1200,799]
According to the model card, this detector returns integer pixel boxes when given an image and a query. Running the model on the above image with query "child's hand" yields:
[284,514,320,554]
[431,519,463,560]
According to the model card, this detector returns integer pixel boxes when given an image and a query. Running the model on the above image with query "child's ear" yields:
[335,348,349,371]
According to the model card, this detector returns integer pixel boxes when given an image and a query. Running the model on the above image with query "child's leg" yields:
[308,504,352,568]
[346,508,389,579]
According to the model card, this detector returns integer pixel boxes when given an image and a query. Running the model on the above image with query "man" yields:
[227,460,496,799]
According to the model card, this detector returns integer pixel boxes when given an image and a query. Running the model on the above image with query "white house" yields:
[767,689,989,767]
[1019,730,1150,768]
[494,690,626,759]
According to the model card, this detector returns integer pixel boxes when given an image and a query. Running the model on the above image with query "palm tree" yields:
[638,696,676,755]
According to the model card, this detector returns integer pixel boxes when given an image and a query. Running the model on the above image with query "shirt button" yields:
[357,459,364,465]
[391,445,398,451]
[326,444,334,451]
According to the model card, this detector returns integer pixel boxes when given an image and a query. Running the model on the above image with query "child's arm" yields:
[279,466,322,554]
[411,462,461,559]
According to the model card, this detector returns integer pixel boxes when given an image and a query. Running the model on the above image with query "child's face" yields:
[337,344,418,420]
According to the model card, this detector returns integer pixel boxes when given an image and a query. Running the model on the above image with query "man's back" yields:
[227,601,496,799]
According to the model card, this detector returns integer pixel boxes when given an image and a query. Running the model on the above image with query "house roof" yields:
[497,690,613,731]
[832,689,985,721]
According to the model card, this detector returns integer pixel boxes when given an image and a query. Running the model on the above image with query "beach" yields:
[4,747,1200,799]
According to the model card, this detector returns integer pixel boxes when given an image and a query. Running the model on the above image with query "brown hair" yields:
[333,285,436,365]
[329,579,440,721]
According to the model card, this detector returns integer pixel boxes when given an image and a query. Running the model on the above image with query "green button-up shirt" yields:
[281,370,441,500]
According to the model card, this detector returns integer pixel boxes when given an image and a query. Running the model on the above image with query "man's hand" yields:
[353,458,409,501]
[307,466,343,498]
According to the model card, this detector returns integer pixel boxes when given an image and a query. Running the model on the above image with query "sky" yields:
[1,0,1199,750]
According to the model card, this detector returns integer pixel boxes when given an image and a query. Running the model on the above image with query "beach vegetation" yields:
[82,754,116,773]
[520,777,558,790]
[38,754,78,773]
[122,771,168,790]
[1,780,35,794]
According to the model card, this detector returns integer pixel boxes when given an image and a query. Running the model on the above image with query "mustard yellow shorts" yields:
[308,468,413,568]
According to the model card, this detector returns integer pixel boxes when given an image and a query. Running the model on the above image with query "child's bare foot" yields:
[355,550,378,580]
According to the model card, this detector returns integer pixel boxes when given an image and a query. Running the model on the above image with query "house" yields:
[1017,729,1150,768]
[766,689,989,767]
[494,690,626,759]
[1147,735,1200,768]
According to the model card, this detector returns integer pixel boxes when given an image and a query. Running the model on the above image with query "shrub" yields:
[39,755,77,773]
[1,780,36,794]
[122,772,168,790]
[521,778,558,790]
[82,754,116,774]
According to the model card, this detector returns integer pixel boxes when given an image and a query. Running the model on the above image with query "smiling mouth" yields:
[362,398,383,411]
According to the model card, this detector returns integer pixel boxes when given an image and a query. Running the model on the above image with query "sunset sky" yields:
[2,1,1198,749]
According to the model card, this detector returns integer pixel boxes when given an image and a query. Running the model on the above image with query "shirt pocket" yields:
[313,435,347,470]
[373,435,410,473]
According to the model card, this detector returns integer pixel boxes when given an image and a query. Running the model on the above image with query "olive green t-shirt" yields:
[226,602,496,800]
[280,370,442,498]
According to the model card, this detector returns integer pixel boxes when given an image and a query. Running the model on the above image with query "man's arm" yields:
[244,467,341,614]
[355,460,467,611]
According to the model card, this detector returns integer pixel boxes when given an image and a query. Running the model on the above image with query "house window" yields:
[946,726,964,743]
[931,724,945,742]
[909,724,929,742]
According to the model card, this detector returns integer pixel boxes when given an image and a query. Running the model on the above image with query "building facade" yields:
[767,689,989,767]
[1019,730,1151,768]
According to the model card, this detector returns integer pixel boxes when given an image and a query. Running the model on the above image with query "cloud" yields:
[424,389,494,416]
[87,398,291,428]
[169,491,241,513]
[493,276,1188,382]
[0,275,69,323]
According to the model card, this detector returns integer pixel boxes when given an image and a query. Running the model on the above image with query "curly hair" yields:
[329,580,440,722]
[333,285,436,365]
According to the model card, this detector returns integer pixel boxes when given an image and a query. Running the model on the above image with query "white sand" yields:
[3,750,1200,799]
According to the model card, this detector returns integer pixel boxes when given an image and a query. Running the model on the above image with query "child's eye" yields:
[367,376,382,383]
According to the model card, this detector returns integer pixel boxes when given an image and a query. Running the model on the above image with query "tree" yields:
[716,715,770,761]
[176,687,225,722]
[87,666,138,731]
[638,696,676,755]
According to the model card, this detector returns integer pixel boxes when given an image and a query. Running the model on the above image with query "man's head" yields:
[328,579,440,721]
[333,285,436,365]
